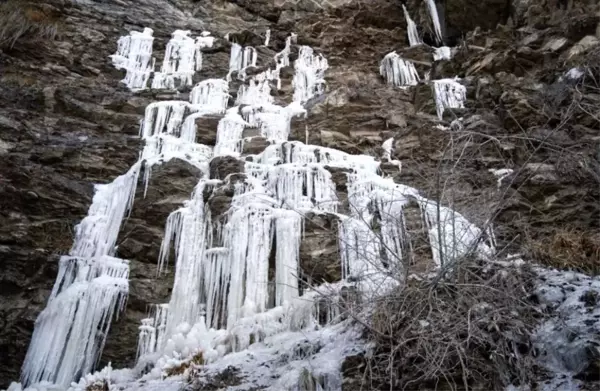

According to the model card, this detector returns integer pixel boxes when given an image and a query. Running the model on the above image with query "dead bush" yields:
[361,259,539,391]
[526,229,600,275]
[0,0,62,50]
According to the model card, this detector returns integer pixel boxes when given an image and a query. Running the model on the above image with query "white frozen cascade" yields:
[14,23,497,391]
[110,28,214,91]
[380,52,420,87]
[152,30,215,90]
[432,78,467,119]
[110,28,156,91]
[402,5,422,47]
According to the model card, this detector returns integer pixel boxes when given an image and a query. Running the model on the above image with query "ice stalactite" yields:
[402,5,422,47]
[213,107,248,157]
[264,29,271,46]
[137,304,169,360]
[274,210,303,307]
[432,78,466,119]
[159,181,215,339]
[110,28,156,91]
[223,200,275,328]
[227,43,257,81]
[21,257,130,387]
[418,199,495,267]
[152,30,214,90]
[380,52,420,87]
[293,46,329,103]
[425,0,444,45]
[21,163,140,386]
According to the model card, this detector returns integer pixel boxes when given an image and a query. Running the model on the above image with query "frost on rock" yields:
[152,30,213,90]
[402,5,422,47]
[380,52,420,87]
[110,28,156,91]
[432,78,466,119]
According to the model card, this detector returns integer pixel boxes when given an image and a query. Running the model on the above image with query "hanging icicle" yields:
[425,0,444,45]
[402,5,422,47]
[110,28,156,91]
[432,78,466,120]
[380,52,420,87]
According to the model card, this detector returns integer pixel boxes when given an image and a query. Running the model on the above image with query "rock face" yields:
[1,0,600,388]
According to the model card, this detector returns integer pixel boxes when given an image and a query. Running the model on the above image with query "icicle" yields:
[417,199,492,266]
[432,78,466,120]
[224,202,274,328]
[380,52,420,87]
[293,46,329,103]
[21,260,129,387]
[110,28,155,91]
[264,29,271,46]
[136,304,169,360]
[274,210,302,306]
[425,0,444,45]
[189,78,229,110]
[152,30,205,90]
[402,5,422,47]
[227,44,257,81]
[214,107,248,157]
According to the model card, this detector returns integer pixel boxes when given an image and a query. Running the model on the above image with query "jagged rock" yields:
[299,212,341,288]
[242,136,269,155]
[209,156,244,180]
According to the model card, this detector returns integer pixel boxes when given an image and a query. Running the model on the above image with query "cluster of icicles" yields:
[381,1,466,120]
[16,20,495,391]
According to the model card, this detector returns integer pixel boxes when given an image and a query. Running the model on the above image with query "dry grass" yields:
[165,351,205,377]
[0,0,62,50]
[527,229,600,275]
[358,259,538,391]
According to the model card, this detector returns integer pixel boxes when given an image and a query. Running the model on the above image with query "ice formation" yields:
[17,18,498,391]
[293,46,329,103]
[380,52,420,87]
[227,43,258,81]
[432,78,467,119]
[152,30,214,89]
[426,0,444,45]
[433,46,452,61]
[110,28,156,90]
[402,5,422,46]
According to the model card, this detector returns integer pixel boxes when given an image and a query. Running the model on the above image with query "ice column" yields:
[432,78,466,119]
[152,30,213,90]
[402,5,422,47]
[110,28,156,91]
[425,0,444,45]
[20,165,139,386]
[380,52,420,87]
[136,304,169,360]
[293,46,329,103]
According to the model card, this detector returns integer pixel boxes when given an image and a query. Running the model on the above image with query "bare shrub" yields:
[0,0,62,50]
[359,258,538,391]
[526,229,600,275]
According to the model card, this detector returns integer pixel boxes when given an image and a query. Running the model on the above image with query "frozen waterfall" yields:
[16,18,496,391]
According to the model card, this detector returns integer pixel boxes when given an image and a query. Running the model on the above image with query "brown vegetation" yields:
[355,259,539,391]
[0,0,62,50]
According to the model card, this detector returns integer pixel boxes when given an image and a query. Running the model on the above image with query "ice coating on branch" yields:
[380,52,420,87]
[426,0,444,45]
[403,5,422,47]
[110,28,155,91]
[432,78,467,119]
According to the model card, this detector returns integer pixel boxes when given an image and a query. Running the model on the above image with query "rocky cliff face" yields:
[1,0,599,388]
